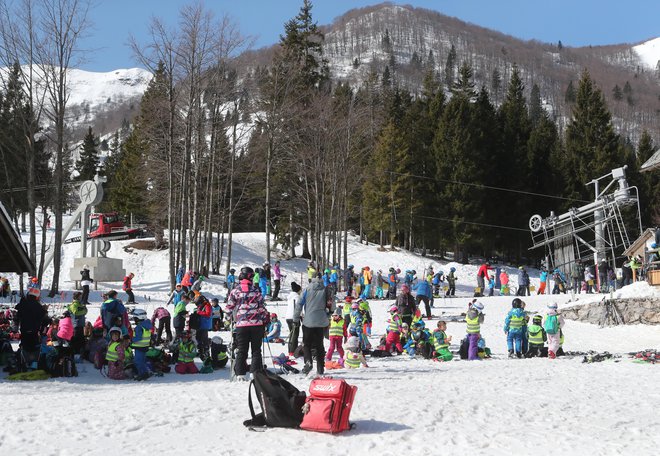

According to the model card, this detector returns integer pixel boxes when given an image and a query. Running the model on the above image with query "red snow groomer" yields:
[64,212,144,244]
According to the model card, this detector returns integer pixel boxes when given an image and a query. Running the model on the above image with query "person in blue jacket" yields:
[322,269,331,288]
[329,266,339,296]
[131,313,153,380]
[504,298,526,358]
[223,268,236,303]
[344,265,354,297]
[432,271,444,296]
[413,278,433,319]
[517,267,530,296]
[101,290,126,333]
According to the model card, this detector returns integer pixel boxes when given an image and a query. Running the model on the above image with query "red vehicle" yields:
[64,212,143,244]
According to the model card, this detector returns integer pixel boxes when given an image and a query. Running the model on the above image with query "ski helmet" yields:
[472,301,484,313]
[351,302,359,310]
[450,267,456,272]
[212,336,223,345]
[238,266,255,281]
[109,326,122,335]
[512,298,523,308]
[132,309,147,320]
[532,315,542,324]
[389,305,398,313]
[270,313,278,319]
[229,268,235,273]
[547,303,558,310]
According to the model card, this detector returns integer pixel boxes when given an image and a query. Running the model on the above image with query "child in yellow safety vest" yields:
[326,308,345,362]
[432,321,453,361]
[504,298,526,358]
[175,330,199,374]
[106,327,131,380]
[343,327,368,368]
[525,315,547,358]
[385,305,403,353]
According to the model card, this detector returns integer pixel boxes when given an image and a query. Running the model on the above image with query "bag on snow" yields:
[188,312,201,330]
[544,315,558,335]
[243,369,307,428]
[300,377,357,434]
[459,337,469,360]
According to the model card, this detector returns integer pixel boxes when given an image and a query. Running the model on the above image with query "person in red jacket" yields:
[123,272,135,303]
[476,263,492,297]
[194,296,213,359]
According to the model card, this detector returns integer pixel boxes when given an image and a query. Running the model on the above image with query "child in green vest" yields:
[326,308,345,362]
[175,330,199,374]
[525,315,547,358]
[432,321,453,361]
[106,327,130,380]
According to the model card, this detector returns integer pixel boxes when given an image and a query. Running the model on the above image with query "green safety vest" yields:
[433,331,449,351]
[216,351,228,361]
[132,327,152,348]
[329,319,344,337]
[527,325,544,345]
[466,315,480,334]
[560,330,565,346]
[308,268,316,279]
[509,314,524,330]
[179,342,196,363]
[388,315,400,333]
[345,352,361,368]
[106,342,120,362]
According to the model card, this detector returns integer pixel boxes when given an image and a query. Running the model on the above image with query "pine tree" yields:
[363,121,408,247]
[75,126,99,181]
[564,70,621,202]
[612,84,623,102]
[528,83,543,127]
[452,62,476,100]
[565,80,576,104]
[623,81,633,106]
[496,66,532,253]
[444,44,457,87]
[107,130,147,218]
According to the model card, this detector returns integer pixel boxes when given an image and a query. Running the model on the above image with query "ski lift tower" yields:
[528,166,642,283]
[39,174,125,288]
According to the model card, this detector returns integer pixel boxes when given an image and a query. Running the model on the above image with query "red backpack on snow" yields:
[300,377,357,434]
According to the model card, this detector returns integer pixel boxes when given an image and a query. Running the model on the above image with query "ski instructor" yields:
[225,266,270,381]
[293,272,335,376]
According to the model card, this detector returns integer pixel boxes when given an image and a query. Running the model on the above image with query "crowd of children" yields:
[2,255,581,384]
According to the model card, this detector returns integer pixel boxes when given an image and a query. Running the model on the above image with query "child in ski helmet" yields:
[385,305,403,354]
[326,308,345,362]
[175,330,199,374]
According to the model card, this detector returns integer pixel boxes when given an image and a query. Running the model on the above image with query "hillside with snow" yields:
[2,227,660,454]
[0,66,152,140]
[633,37,660,70]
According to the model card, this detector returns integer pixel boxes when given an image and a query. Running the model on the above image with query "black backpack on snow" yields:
[243,369,307,429]
[459,337,469,360]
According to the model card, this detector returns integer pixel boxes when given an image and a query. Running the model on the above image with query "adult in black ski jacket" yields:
[15,289,46,348]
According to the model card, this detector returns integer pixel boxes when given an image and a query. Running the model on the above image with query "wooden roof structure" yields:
[0,202,34,274]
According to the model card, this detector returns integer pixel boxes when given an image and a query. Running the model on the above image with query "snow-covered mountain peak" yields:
[633,36,660,70]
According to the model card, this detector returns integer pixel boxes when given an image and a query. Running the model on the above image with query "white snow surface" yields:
[2,231,660,455]
[633,36,660,70]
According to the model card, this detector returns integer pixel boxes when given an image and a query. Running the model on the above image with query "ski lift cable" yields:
[414,214,529,232]
[386,171,591,203]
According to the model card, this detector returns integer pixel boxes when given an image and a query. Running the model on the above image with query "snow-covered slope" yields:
[2,230,660,454]
[633,37,660,70]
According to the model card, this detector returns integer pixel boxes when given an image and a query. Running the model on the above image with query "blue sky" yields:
[83,0,660,71]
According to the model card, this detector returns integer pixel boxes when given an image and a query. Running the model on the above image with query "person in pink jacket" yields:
[499,270,510,295]
[57,311,74,342]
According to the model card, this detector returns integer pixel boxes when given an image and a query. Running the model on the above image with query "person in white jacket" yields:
[285,282,302,356]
